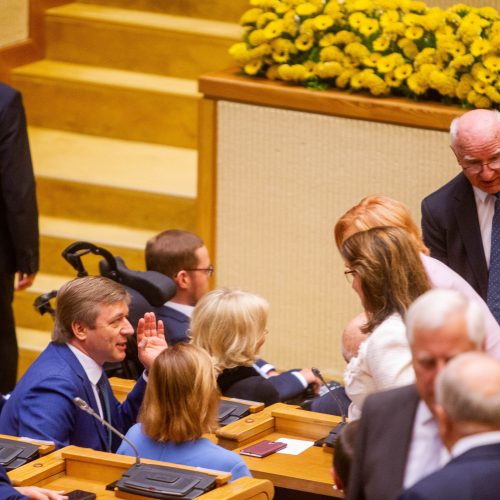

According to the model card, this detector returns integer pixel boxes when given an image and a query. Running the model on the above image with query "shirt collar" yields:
[415,400,435,427]
[67,343,103,386]
[473,186,491,204]
[451,431,500,458]
[165,301,194,318]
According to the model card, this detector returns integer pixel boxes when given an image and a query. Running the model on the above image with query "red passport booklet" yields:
[239,440,287,458]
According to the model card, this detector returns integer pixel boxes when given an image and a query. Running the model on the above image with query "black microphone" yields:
[312,368,347,446]
[73,397,141,467]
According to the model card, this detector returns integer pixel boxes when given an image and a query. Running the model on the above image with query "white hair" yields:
[436,352,500,426]
[405,289,485,347]
[450,110,500,147]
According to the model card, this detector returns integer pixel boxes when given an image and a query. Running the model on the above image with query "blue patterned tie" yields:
[487,193,500,323]
[97,374,112,451]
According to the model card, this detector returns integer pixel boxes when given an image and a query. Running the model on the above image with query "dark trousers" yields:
[0,273,17,393]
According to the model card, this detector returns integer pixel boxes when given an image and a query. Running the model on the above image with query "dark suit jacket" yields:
[0,342,146,451]
[398,443,500,500]
[154,304,191,345]
[0,83,38,275]
[0,465,26,499]
[348,385,420,500]
[422,173,488,300]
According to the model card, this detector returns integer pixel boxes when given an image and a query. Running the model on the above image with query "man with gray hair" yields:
[399,352,500,499]
[348,288,485,500]
[422,109,500,317]
[0,276,167,451]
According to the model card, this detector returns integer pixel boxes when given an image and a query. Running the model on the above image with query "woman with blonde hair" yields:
[341,226,431,419]
[335,195,500,358]
[191,288,321,406]
[117,343,251,480]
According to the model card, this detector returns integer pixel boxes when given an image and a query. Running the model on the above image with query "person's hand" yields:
[266,370,280,377]
[15,272,37,291]
[15,486,67,499]
[300,368,322,395]
[137,312,167,370]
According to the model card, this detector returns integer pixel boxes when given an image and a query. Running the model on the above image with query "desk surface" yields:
[0,433,55,456]
[217,404,344,497]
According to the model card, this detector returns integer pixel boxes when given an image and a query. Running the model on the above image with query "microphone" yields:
[73,397,140,467]
[311,368,347,445]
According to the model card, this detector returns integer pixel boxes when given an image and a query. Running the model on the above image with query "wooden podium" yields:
[216,404,344,498]
[8,445,274,499]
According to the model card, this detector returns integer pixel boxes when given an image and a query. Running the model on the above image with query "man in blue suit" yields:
[0,276,167,451]
[145,230,320,400]
[399,352,500,500]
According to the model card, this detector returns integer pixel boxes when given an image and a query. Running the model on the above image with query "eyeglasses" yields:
[184,264,214,277]
[461,156,500,175]
[344,269,356,284]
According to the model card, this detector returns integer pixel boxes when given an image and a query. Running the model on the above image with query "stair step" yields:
[46,3,242,79]
[14,273,70,332]
[39,215,156,276]
[79,0,250,23]
[30,127,197,230]
[17,327,52,378]
[13,60,199,148]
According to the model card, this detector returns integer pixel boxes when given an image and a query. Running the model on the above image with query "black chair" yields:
[34,241,176,379]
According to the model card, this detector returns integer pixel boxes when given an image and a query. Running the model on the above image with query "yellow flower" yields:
[300,19,316,35]
[477,7,498,20]
[295,33,314,51]
[336,69,356,88]
[450,54,474,70]
[447,41,466,58]
[350,71,366,89]
[365,73,390,95]
[394,63,413,79]
[264,20,285,39]
[313,15,334,31]
[475,66,496,84]
[385,71,403,87]
[420,8,444,31]
[467,90,491,108]
[398,38,419,58]
[456,74,473,100]
[240,8,263,26]
[319,33,337,47]
[314,61,344,78]
[484,56,500,72]
[485,85,500,104]
[407,72,428,94]
[473,80,488,94]
[405,26,424,40]
[278,63,310,81]
[359,18,380,37]
[377,55,398,73]
[415,47,436,67]
[248,29,266,46]
[448,3,471,15]
[429,70,456,96]
[470,39,492,57]
[296,2,321,16]
[334,31,361,45]
[345,42,371,60]
[349,12,366,29]
[408,1,427,13]
[363,52,382,67]
[244,60,263,75]
[271,38,296,62]
[266,65,280,80]
[373,35,392,52]
[229,42,253,64]
[320,45,345,62]
[257,12,278,29]
[380,10,400,28]
[403,13,420,27]
[491,34,500,49]
[250,43,272,58]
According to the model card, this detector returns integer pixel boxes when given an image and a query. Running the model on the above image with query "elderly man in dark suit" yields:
[421,110,500,311]
[0,276,166,451]
[399,352,500,500]
[348,289,485,500]
[0,83,39,393]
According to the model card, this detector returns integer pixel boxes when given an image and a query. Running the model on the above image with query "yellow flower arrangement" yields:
[231,0,500,108]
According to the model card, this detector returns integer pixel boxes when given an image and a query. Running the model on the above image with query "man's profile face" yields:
[187,245,212,306]
[74,300,134,365]
[411,312,477,414]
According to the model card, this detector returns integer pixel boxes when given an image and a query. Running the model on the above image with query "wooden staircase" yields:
[12,0,247,375]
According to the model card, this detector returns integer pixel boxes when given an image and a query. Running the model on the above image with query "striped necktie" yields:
[487,192,500,323]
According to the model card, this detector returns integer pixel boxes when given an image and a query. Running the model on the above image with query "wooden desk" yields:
[0,433,55,456]
[216,404,343,498]
[8,445,274,499]
[109,377,266,413]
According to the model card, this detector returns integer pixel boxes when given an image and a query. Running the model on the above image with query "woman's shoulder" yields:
[198,438,245,464]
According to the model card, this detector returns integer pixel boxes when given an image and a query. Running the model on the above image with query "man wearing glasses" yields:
[422,109,500,321]
[145,229,213,345]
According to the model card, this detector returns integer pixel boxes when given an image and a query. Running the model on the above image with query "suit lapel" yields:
[56,344,109,450]
[453,175,489,297]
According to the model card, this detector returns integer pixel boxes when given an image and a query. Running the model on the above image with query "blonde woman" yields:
[117,343,250,481]
[191,288,321,406]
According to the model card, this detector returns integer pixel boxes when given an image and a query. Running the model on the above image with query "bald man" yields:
[422,109,500,306]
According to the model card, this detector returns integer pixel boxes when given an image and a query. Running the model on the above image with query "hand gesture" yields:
[137,312,167,370]
[15,486,67,499]
[300,368,323,395]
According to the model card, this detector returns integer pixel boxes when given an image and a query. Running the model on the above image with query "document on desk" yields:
[275,438,314,455]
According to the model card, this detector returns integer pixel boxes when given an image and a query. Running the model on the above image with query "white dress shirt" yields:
[473,186,495,267]
[451,431,500,458]
[403,401,450,488]
[164,301,194,318]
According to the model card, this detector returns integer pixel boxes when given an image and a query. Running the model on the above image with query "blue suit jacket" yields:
[0,465,26,499]
[398,443,500,500]
[0,343,146,451]
[422,173,488,300]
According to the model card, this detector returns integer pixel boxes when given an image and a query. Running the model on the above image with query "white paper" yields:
[275,437,314,455]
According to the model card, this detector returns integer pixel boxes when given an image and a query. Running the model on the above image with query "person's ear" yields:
[436,404,452,449]
[175,270,190,290]
[72,321,88,341]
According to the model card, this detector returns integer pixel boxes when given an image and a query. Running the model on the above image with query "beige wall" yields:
[215,101,459,379]
[0,0,29,49]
